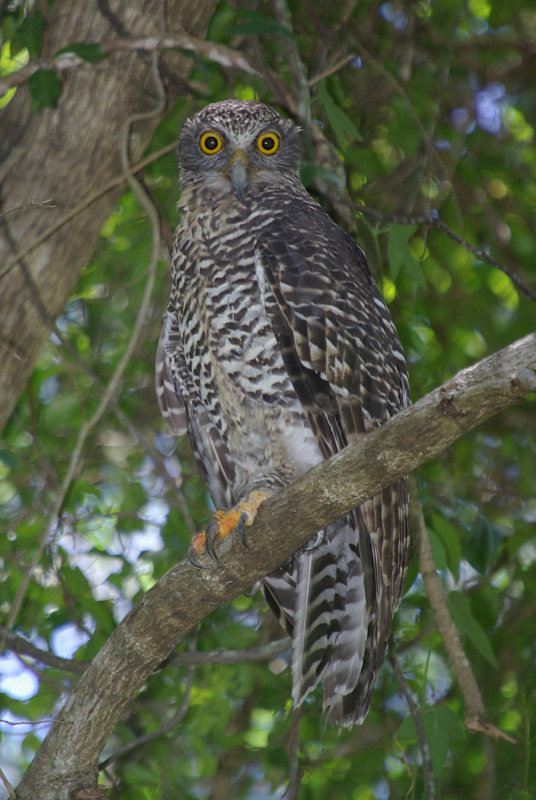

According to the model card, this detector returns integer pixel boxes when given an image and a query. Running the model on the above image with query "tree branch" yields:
[0,626,289,673]
[0,34,260,98]
[0,628,87,673]
[15,332,536,800]
[166,637,290,667]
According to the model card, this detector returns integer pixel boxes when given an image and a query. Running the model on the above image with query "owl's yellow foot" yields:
[188,489,272,567]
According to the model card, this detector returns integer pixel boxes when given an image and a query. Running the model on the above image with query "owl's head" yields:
[178,100,302,199]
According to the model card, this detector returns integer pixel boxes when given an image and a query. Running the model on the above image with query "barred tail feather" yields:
[325,613,380,726]
[322,537,368,704]
[290,542,338,706]
[281,524,369,715]
[262,511,402,727]
[325,493,407,727]
[262,569,296,638]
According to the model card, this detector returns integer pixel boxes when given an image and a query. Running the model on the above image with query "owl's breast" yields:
[171,203,323,496]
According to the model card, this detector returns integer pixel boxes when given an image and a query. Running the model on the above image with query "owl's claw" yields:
[187,489,272,566]
[187,530,217,568]
[205,517,222,562]
[187,549,211,570]
[237,512,251,549]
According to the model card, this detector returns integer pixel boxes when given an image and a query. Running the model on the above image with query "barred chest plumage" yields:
[168,183,323,501]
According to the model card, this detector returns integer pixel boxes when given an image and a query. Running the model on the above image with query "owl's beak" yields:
[228,149,249,200]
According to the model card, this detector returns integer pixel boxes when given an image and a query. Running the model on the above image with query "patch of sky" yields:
[474,82,506,134]
[380,2,408,30]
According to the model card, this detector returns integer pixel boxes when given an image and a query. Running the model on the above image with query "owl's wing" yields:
[156,312,188,436]
[257,200,409,725]
[156,311,235,509]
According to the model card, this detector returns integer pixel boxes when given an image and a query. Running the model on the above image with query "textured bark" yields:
[15,332,535,799]
[0,0,217,434]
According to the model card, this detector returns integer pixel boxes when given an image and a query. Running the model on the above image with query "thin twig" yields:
[0,627,87,673]
[0,55,166,651]
[273,0,311,130]
[356,205,536,304]
[0,765,16,799]
[1,624,289,672]
[433,218,536,303]
[284,707,303,800]
[99,668,195,769]
[0,139,178,281]
[0,199,56,217]
[166,637,289,667]
[350,35,448,179]
[0,33,260,97]
[410,478,517,744]
[390,652,436,800]
[0,525,51,656]
[496,783,536,798]
[50,54,166,524]
[97,0,130,37]
[99,639,197,770]
[0,717,56,727]
[309,54,357,87]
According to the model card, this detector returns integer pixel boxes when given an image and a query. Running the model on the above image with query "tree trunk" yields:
[0,0,217,434]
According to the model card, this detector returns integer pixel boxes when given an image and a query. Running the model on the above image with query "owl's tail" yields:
[263,518,381,726]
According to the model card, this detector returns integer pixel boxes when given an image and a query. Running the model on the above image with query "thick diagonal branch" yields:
[15,332,536,800]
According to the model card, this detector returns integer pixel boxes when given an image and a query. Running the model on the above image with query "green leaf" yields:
[427,526,447,572]
[60,564,92,599]
[424,705,466,778]
[463,517,505,574]
[300,160,342,188]
[387,224,425,286]
[398,705,465,778]
[317,80,362,150]
[17,12,46,58]
[229,10,292,37]
[448,591,498,668]
[429,513,463,580]
[56,42,107,63]
[397,714,418,739]
[28,68,62,109]
[0,448,17,469]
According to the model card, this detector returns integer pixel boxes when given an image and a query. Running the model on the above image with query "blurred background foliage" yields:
[1,0,535,798]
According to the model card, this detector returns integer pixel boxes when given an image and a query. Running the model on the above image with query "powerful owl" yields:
[156,100,410,726]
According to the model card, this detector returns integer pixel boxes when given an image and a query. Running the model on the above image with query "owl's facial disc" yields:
[228,149,249,200]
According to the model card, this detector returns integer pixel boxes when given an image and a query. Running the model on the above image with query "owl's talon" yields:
[188,530,215,568]
[237,512,250,548]
[187,550,211,570]
[188,490,272,564]
[204,520,221,562]
[205,541,220,562]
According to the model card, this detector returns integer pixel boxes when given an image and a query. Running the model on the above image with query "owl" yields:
[156,99,410,726]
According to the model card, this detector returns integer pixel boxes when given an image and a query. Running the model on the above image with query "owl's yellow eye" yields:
[200,131,224,154]
[257,131,280,155]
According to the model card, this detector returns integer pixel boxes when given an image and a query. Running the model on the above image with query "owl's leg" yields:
[188,489,272,566]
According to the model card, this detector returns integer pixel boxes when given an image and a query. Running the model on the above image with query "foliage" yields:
[1,1,536,798]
